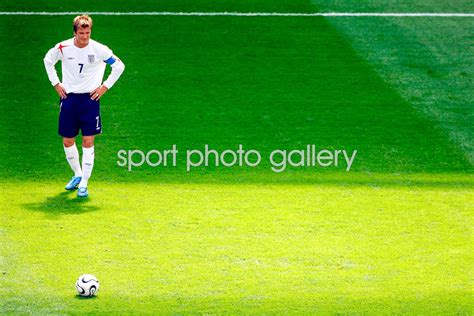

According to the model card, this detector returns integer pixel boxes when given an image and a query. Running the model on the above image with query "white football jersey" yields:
[44,38,120,93]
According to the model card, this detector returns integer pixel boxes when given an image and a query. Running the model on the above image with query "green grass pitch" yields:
[0,0,473,314]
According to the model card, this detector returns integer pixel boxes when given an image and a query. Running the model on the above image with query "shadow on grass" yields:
[23,191,100,216]
[74,295,98,300]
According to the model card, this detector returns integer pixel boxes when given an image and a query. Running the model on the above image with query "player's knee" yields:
[82,138,94,148]
[63,138,75,147]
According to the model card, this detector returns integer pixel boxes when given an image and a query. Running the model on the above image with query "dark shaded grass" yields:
[0,0,316,13]
[0,15,471,183]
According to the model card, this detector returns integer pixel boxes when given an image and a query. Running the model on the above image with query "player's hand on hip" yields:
[90,85,108,101]
[54,83,67,99]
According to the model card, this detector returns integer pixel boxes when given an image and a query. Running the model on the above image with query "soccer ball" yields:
[76,274,99,297]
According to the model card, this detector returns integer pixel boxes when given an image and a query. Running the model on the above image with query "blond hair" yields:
[73,15,93,32]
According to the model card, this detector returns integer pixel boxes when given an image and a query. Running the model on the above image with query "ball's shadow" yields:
[74,294,99,300]
[23,191,100,216]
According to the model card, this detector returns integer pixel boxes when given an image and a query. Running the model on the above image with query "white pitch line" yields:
[0,11,473,17]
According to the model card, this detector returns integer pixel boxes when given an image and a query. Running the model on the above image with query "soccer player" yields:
[44,15,125,198]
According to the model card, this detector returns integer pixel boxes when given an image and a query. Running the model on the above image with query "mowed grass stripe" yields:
[312,2,474,163]
[1,181,472,313]
[1,12,474,16]
[0,0,316,14]
[1,0,473,14]
[0,15,470,182]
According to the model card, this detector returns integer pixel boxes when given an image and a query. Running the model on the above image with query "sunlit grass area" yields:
[1,178,472,314]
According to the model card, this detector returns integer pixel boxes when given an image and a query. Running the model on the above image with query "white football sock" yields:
[79,146,94,188]
[64,144,83,177]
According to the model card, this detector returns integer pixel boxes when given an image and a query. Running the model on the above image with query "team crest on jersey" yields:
[88,55,95,63]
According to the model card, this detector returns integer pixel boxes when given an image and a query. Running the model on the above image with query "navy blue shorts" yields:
[58,93,101,138]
